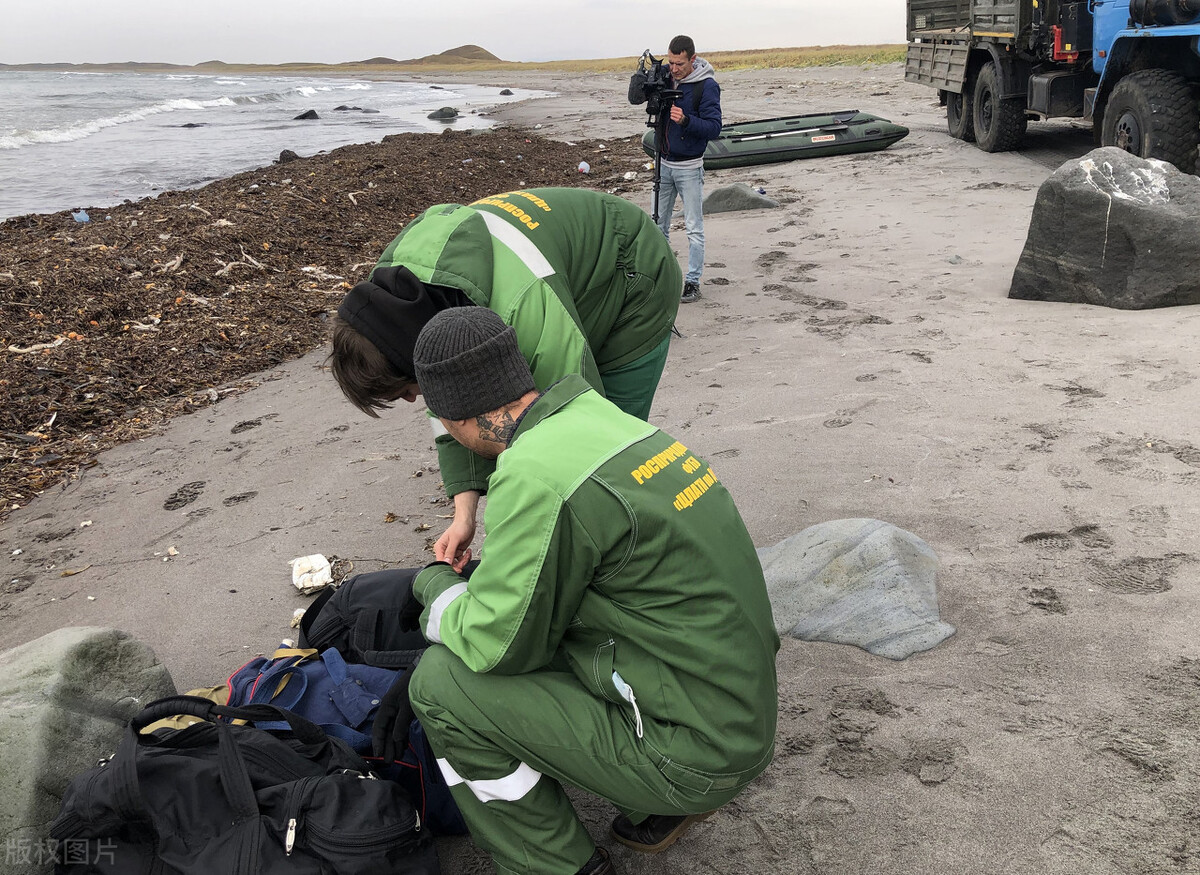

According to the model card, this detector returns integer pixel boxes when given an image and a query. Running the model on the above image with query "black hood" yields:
[337,265,470,379]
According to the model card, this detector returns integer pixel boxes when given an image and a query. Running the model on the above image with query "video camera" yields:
[627,50,682,127]
[628,50,684,225]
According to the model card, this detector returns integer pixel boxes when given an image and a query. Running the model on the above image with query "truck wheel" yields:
[1101,69,1199,173]
[972,62,1028,152]
[946,87,975,142]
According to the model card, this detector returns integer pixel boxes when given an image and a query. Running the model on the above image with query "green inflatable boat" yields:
[641,110,909,170]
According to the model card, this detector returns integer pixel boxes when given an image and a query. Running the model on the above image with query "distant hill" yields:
[0,45,507,74]
[353,45,503,67]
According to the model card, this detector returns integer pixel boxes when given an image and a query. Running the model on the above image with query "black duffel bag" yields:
[298,567,429,668]
[51,695,440,875]
[298,564,478,668]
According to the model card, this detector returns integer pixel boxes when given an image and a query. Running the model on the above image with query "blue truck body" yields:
[905,0,1200,171]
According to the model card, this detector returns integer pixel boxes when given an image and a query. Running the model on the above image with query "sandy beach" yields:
[5,62,1200,874]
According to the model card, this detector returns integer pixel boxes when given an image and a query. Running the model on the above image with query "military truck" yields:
[905,0,1200,172]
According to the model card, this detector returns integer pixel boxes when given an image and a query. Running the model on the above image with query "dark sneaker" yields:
[681,282,701,303]
[576,846,615,875]
[610,811,716,854]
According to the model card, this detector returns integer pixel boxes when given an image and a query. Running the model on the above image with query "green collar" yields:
[510,374,592,445]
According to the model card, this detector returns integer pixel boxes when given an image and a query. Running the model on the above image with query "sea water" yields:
[0,71,551,220]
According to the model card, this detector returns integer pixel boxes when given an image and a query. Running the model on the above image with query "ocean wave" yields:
[0,85,325,149]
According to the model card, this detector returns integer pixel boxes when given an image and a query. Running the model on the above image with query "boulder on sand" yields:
[703,182,780,214]
[1010,147,1200,309]
[758,519,955,660]
[427,106,459,121]
[277,149,301,164]
[0,628,176,867]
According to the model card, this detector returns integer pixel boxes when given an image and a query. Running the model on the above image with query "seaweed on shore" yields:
[0,128,648,521]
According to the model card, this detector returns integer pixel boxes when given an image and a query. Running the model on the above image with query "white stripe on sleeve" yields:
[424,582,468,644]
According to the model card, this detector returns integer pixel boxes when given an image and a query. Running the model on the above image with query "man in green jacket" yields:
[329,187,682,575]
[403,307,779,875]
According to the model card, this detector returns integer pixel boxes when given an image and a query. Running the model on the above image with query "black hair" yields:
[669,35,696,56]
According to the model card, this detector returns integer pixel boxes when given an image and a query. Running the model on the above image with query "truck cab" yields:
[906,0,1200,172]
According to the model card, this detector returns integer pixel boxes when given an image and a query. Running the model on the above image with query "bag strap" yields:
[215,720,259,823]
[272,646,317,660]
[249,656,312,710]
[320,646,350,683]
[131,695,328,744]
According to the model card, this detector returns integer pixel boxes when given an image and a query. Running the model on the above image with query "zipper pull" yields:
[285,817,297,855]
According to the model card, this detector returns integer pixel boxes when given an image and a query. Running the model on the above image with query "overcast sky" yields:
[3,0,906,66]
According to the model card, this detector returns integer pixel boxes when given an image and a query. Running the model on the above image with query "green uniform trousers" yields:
[598,335,671,422]
[409,645,756,875]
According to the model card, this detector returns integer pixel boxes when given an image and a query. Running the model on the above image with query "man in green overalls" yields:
[403,307,779,875]
[328,188,682,578]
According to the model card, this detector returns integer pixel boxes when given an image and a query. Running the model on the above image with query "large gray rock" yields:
[703,182,781,214]
[0,628,175,873]
[427,106,459,121]
[1010,147,1200,309]
[758,519,955,660]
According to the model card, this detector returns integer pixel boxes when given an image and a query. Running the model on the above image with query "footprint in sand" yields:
[903,739,962,785]
[892,350,934,364]
[1047,463,1079,478]
[1146,371,1195,393]
[1044,381,1105,407]
[1129,504,1170,529]
[1086,554,1190,594]
[223,492,258,507]
[1069,525,1115,549]
[164,481,206,511]
[231,419,261,434]
[755,250,790,271]
[1020,531,1075,550]
[1173,447,1200,469]
[973,636,1014,657]
[1026,586,1066,613]
[1020,525,1112,551]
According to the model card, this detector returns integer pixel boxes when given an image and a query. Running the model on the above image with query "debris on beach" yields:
[290,554,332,595]
[0,128,649,522]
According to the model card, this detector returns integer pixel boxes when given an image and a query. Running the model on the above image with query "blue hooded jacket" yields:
[662,57,722,162]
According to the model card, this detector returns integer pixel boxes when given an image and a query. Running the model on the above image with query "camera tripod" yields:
[646,94,680,226]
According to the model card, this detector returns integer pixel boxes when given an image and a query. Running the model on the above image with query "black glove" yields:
[371,659,419,762]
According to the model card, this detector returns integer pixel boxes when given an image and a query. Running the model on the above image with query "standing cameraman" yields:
[658,35,722,303]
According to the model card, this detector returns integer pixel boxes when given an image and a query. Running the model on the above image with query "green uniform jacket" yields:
[414,376,779,775]
[372,187,681,497]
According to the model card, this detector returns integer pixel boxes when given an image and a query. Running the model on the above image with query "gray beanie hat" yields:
[413,307,536,420]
